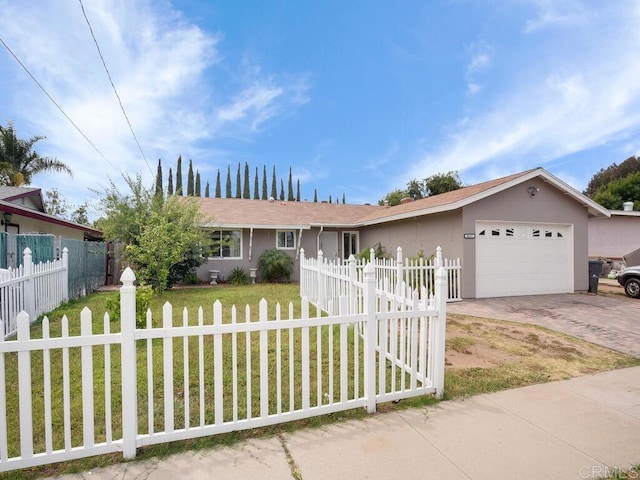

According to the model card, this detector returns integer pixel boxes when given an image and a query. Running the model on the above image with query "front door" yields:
[319,231,339,261]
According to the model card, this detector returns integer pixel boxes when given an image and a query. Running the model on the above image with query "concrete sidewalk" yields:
[50,367,640,480]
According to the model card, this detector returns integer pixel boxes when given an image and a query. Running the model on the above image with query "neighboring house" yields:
[194,168,609,299]
[0,186,103,266]
[588,201,640,270]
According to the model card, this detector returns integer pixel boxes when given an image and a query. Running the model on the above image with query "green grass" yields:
[2,284,373,478]
[2,284,639,479]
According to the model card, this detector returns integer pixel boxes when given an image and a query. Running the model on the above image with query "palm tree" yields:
[0,122,72,186]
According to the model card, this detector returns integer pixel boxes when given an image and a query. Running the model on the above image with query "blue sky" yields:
[1,1,639,215]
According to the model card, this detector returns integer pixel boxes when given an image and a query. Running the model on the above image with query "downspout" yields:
[249,227,254,261]
[296,228,303,260]
[316,225,324,254]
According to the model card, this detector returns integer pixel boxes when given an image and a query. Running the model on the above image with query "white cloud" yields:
[523,0,591,33]
[467,83,483,96]
[468,53,490,73]
[404,2,640,190]
[217,83,284,128]
[0,0,310,207]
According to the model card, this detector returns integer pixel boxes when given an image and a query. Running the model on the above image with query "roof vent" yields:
[384,200,389,208]
[269,197,275,203]
[623,201,634,212]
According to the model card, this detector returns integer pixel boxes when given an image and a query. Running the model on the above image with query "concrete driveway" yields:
[447,292,640,358]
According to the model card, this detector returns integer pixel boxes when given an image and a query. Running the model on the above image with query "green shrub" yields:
[180,271,201,285]
[355,242,390,262]
[105,284,154,329]
[257,248,294,283]
[227,266,250,285]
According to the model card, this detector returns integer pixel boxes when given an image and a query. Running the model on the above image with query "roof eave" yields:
[0,200,103,236]
[364,168,610,224]
[200,222,313,230]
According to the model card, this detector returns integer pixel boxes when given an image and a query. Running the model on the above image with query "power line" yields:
[78,0,153,177]
[0,36,115,168]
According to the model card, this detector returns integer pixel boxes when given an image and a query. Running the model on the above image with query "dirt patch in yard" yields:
[445,313,637,381]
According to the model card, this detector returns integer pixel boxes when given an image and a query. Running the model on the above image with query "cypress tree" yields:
[271,166,277,199]
[176,155,183,195]
[329,194,332,203]
[195,170,201,197]
[296,179,300,202]
[243,162,250,198]
[254,167,259,199]
[342,193,345,204]
[262,165,268,200]
[236,163,242,199]
[167,167,173,195]
[225,165,232,198]
[155,159,163,197]
[280,179,285,201]
[287,167,294,201]
[187,159,195,196]
[205,181,210,197]
[215,170,221,198]
[313,188,317,203]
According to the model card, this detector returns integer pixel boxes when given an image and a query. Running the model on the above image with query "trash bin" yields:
[588,260,604,294]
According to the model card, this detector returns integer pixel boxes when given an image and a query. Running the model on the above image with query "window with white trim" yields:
[210,229,242,259]
[276,230,296,250]
[342,231,359,259]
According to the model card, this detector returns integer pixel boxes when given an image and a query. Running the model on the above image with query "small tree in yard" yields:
[94,174,210,290]
[257,248,294,282]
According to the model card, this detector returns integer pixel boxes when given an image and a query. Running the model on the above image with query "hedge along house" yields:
[194,168,609,298]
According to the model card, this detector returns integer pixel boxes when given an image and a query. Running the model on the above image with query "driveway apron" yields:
[447,293,640,358]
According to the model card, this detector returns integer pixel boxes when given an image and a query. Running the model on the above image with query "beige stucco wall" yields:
[6,214,87,240]
[197,227,341,283]
[461,178,589,297]
[359,211,463,262]
[588,214,640,259]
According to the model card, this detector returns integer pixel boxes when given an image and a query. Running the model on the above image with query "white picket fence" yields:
[0,264,447,472]
[1,247,68,338]
[300,246,461,315]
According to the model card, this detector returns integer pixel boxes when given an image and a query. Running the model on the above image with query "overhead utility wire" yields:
[0,36,114,167]
[78,0,153,177]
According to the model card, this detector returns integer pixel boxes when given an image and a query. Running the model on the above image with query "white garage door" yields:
[476,222,573,298]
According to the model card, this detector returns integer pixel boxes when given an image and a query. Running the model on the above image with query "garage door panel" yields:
[476,222,572,298]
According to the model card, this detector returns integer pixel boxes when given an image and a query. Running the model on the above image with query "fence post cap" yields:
[120,267,136,285]
[24,247,32,255]
[363,262,375,275]
[62,247,69,254]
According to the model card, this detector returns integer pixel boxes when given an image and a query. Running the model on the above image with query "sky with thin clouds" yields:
[1,0,639,217]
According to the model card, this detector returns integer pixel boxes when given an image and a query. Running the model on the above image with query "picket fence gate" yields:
[300,245,461,316]
[0,263,447,472]
[1,247,68,338]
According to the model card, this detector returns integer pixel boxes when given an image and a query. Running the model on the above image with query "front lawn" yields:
[3,283,639,479]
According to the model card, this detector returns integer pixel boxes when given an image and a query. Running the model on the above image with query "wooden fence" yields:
[0,264,447,472]
[1,248,68,338]
[300,245,461,315]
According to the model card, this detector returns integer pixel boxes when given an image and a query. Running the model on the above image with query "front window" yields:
[342,231,359,259]
[210,229,242,259]
[277,230,296,250]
